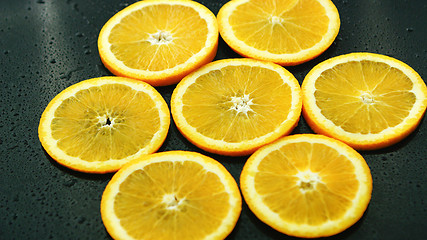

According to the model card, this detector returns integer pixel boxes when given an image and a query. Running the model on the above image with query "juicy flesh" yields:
[51,84,160,161]
[229,0,329,54]
[255,142,359,225]
[114,161,231,239]
[314,60,415,134]
[109,4,208,71]
[182,65,293,142]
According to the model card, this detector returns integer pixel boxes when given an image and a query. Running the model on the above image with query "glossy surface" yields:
[0,0,426,239]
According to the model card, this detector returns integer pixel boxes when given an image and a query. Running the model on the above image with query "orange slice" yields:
[38,77,170,173]
[98,0,218,86]
[217,0,340,66]
[240,134,372,238]
[301,52,427,150]
[171,58,302,156]
[101,151,242,240]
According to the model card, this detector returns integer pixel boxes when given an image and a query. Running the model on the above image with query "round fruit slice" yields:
[38,77,170,173]
[302,52,427,150]
[240,134,372,238]
[171,58,302,156]
[98,0,218,86]
[101,151,242,240]
[217,0,340,66]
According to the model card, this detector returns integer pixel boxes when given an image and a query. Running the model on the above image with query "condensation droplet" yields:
[63,178,77,187]
[77,216,86,224]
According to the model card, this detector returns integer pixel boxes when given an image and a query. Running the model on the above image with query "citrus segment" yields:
[38,77,170,173]
[217,0,340,65]
[240,134,372,238]
[171,58,302,156]
[101,151,242,240]
[302,52,427,150]
[98,0,218,86]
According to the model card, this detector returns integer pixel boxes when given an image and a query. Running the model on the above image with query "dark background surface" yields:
[1,0,426,239]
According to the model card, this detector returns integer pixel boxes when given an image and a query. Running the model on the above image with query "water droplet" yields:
[63,179,76,187]
[75,32,84,37]
[4,50,10,55]
[84,49,91,55]
[59,67,83,80]
[50,59,56,64]
[77,216,86,224]
[37,0,45,4]
[406,27,414,32]
[7,145,18,151]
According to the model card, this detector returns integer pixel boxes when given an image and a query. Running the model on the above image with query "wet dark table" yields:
[1,0,426,239]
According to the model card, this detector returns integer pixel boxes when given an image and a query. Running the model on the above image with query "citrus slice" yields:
[171,58,302,156]
[301,52,427,150]
[240,134,372,238]
[38,76,170,173]
[98,0,218,86]
[101,151,242,240]
[217,0,340,66]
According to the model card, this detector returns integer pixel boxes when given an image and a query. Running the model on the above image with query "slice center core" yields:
[163,193,184,210]
[296,171,321,192]
[148,31,173,45]
[360,93,375,104]
[229,94,254,114]
[270,16,283,25]
[98,114,115,127]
